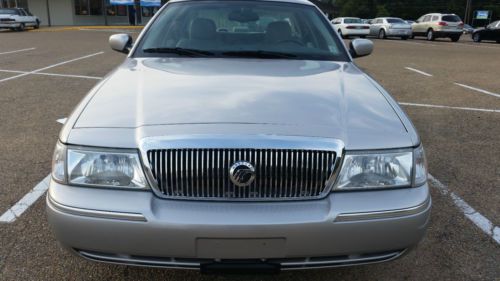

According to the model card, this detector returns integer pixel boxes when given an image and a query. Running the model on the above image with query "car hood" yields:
[71,58,413,150]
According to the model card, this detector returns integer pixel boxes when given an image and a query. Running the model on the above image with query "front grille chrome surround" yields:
[140,135,344,201]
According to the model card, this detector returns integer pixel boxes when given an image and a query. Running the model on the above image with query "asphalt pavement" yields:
[0,28,498,280]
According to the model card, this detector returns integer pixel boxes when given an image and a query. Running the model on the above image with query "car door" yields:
[22,9,36,26]
[370,18,382,35]
[413,15,426,34]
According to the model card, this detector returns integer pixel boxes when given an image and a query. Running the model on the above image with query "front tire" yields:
[401,36,409,40]
[426,29,435,41]
[472,33,481,43]
[34,20,40,29]
[451,35,460,42]
[378,29,386,39]
[17,23,25,32]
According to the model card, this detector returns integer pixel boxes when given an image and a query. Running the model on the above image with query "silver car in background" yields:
[370,17,412,40]
[47,0,430,272]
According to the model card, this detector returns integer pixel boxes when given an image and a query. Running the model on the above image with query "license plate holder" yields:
[196,238,286,259]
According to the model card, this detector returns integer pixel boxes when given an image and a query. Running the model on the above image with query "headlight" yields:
[51,142,148,189]
[335,149,413,190]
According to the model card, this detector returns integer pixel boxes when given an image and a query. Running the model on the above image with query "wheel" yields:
[17,23,25,32]
[410,34,415,39]
[338,29,346,39]
[473,33,481,43]
[497,40,500,44]
[451,36,460,42]
[378,29,386,39]
[34,20,40,29]
[426,29,435,41]
[401,36,409,40]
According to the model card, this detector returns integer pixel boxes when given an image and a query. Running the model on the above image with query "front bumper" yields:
[47,180,431,270]
[0,22,20,28]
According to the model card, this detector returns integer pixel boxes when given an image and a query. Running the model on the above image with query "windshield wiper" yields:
[221,50,298,59]
[142,47,215,57]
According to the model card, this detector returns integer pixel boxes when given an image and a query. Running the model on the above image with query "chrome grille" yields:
[146,149,337,200]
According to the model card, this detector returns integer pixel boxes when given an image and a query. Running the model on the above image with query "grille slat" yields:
[148,149,336,201]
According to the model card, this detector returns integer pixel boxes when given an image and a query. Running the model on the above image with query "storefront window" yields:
[0,0,27,8]
[75,0,102,16]
[106,0,127,16]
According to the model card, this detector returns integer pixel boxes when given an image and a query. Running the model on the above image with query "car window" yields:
[19,9,27,16]
[137,1,349,61]
[344,18,362,24]
[423,15,431,22]
[387,18,405,24]
[442,15,461,22]
[431,16,438,22]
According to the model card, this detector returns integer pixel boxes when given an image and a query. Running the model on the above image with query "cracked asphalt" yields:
[0,28,499,280]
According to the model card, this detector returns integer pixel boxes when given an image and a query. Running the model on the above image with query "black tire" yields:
[426,29,435,41]
[17,23,25,32]
[34,20,40,29]
[497,40,500,44]
[472,33,481,43]
[451,36,460,42]
[410,34,415,39]
[338,29,346,39]
[401,36,409,40]
[378,29,386,39]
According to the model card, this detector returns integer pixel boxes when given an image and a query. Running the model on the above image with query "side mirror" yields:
[109,34,133,54]
[349,39,373,58]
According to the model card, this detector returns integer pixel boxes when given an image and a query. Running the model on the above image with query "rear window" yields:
[0,9,18,15]
[344,18,362,24]
[442,15,461,22]
[386,18,405,24]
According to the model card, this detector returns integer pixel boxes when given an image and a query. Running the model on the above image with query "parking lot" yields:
[0,28,499,280]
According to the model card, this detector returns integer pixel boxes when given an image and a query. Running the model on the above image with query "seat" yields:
[177,18,218,49]
[266,21,293,43]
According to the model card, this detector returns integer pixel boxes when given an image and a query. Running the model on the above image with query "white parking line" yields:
[454,83,500,99]
[0,47,36,55]
[428,174,500,245]
[0,69,102,80]
[399,102,500,113]
[57,118,67,124]
[405,67,433,77]
[0,175,50,223]
[0,52,104,83]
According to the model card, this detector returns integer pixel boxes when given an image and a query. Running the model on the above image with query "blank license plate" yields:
[196,238,286,259]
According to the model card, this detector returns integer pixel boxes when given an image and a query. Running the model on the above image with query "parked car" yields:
[463,24,474,34]
[47,0,430,272]
[370,17,412,40]
[472,20,500,43]
[0,8,40,31]
[331,17,370,38]
[411,13,463,41]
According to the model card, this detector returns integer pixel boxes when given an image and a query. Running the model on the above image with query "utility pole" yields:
[464,0,472,24]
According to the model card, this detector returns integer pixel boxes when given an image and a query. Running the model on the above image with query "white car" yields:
[331,17,370,39]
[0,8,40,31]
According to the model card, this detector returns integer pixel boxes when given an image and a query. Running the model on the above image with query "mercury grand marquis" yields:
[47,0,431,272]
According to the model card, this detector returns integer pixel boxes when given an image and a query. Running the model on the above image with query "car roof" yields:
[169,0,314,5]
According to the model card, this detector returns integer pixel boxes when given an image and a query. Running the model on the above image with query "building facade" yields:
[0,0,160,26]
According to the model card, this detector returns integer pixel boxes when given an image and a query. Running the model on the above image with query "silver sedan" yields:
[370,17,413,40]
[46,0,430,272]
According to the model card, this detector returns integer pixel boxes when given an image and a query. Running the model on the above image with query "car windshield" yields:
[387,18,405,24]
[136,1,349,61]
[442,15,461,22]
[344,18,362,24]
[0,9,18,15]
